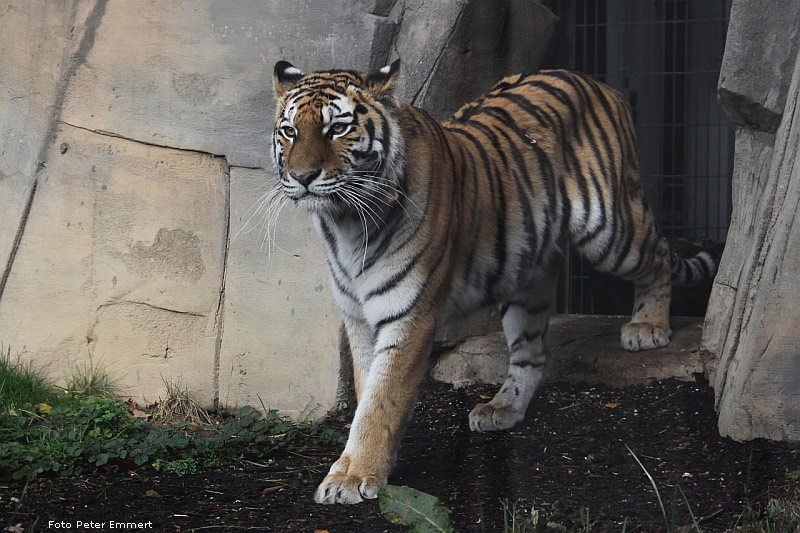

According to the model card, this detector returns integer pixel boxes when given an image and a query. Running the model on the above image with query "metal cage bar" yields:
[549,0,734,315]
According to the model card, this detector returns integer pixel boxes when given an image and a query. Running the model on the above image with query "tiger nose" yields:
[290,169,321,187]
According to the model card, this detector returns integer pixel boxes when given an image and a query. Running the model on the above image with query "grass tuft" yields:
[0,346,57,413]
[63,360,119,399]
[152,376,215,426]
[500,499,552,532]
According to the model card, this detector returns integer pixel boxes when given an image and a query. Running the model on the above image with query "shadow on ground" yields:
[3,377,798,531]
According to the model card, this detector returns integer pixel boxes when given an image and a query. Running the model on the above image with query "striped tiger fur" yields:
[270,59,718,504]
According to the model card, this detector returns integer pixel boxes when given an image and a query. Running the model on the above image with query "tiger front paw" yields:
[313,454,386,505]
[468,402,523,432]
[314,472,384,504]
[621,322,671,351]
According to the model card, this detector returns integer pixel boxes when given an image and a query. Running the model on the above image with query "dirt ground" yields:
[3,377,798,532]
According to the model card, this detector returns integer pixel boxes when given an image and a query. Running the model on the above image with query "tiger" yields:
[270,59,718,505]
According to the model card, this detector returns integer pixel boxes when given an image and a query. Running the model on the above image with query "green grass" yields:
[0,354,345,484]
[735,458,800,532]
[0,396,344,481]
[0,346,58,413]
[63,359,120,399]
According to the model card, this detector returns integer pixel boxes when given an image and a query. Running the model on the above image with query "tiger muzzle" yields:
[290,169,321,187]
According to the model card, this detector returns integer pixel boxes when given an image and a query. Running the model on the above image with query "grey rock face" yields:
[703,0,800,442]
[0,0,558,417]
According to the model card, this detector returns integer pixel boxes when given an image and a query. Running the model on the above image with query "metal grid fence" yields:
[548,0,734,314]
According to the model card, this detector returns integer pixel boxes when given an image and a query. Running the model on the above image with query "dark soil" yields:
[3,378,798,532]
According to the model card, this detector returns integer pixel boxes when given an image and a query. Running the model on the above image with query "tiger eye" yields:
[281,125,296,139]
[329,123,348,135]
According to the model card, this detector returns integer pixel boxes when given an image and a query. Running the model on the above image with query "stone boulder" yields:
[702,0,800,442]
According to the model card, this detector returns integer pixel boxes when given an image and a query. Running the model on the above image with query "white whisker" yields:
[231,186,282,244]
[346,176,422,218]
[336,189,371,272]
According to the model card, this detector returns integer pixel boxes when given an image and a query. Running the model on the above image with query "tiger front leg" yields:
[469,286,551,432]
[343,316,378,403]
[314,319,434,504]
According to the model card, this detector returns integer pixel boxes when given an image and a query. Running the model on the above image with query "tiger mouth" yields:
[289,188,349,214]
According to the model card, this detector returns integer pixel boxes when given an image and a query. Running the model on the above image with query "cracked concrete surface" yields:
[0,122,226,406]
[0,0,559,418]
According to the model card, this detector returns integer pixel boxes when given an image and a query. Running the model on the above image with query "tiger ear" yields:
[366,59,401,96]
[274,60,304,98]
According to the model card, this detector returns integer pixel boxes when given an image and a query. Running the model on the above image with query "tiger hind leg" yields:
[575,176,672,351]
[469,284,551,432]
[620,262,672,351]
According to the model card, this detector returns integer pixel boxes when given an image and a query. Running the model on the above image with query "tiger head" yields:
[271,60,405,214]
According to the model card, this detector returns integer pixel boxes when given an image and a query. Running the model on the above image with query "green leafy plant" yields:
[0,354,345,482]
[1,391,343,483]
[153,457,199,475]
[500,499,541,533]
[379,485,454,532]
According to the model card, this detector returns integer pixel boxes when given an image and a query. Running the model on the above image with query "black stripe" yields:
[575,168,608,246]
[516,79,580,129]
[377,107,393,157]
[458,147,483,287]
[511,360,544,369]
[608,174,637,274]
[364,118,376,152]
[572,74,621,187]
[364,247,426,300]
[446,126,498,206]
[501,300,549,317]
[373,286,425,331]
[372,203,452,333]
[529,144,558,266]
[360,204,405,271]
[374,113,439,263]
[695,254,712,279]
[502,92,570,139]
[619,221,655,279]
[446,126,507,302]
[451,120,510,296]
[376,343,398,353]
[476,108,540,265]
[319,218,349,279]
[509,330,543,352]
[373,117,456,334]
[556,177,571,246]
[327,260,358,302]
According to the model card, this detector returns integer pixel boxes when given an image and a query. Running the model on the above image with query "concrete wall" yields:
[0,0,557,418]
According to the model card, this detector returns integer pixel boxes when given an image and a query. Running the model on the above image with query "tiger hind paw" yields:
[468,403,524,432]
[620,322,671,351]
